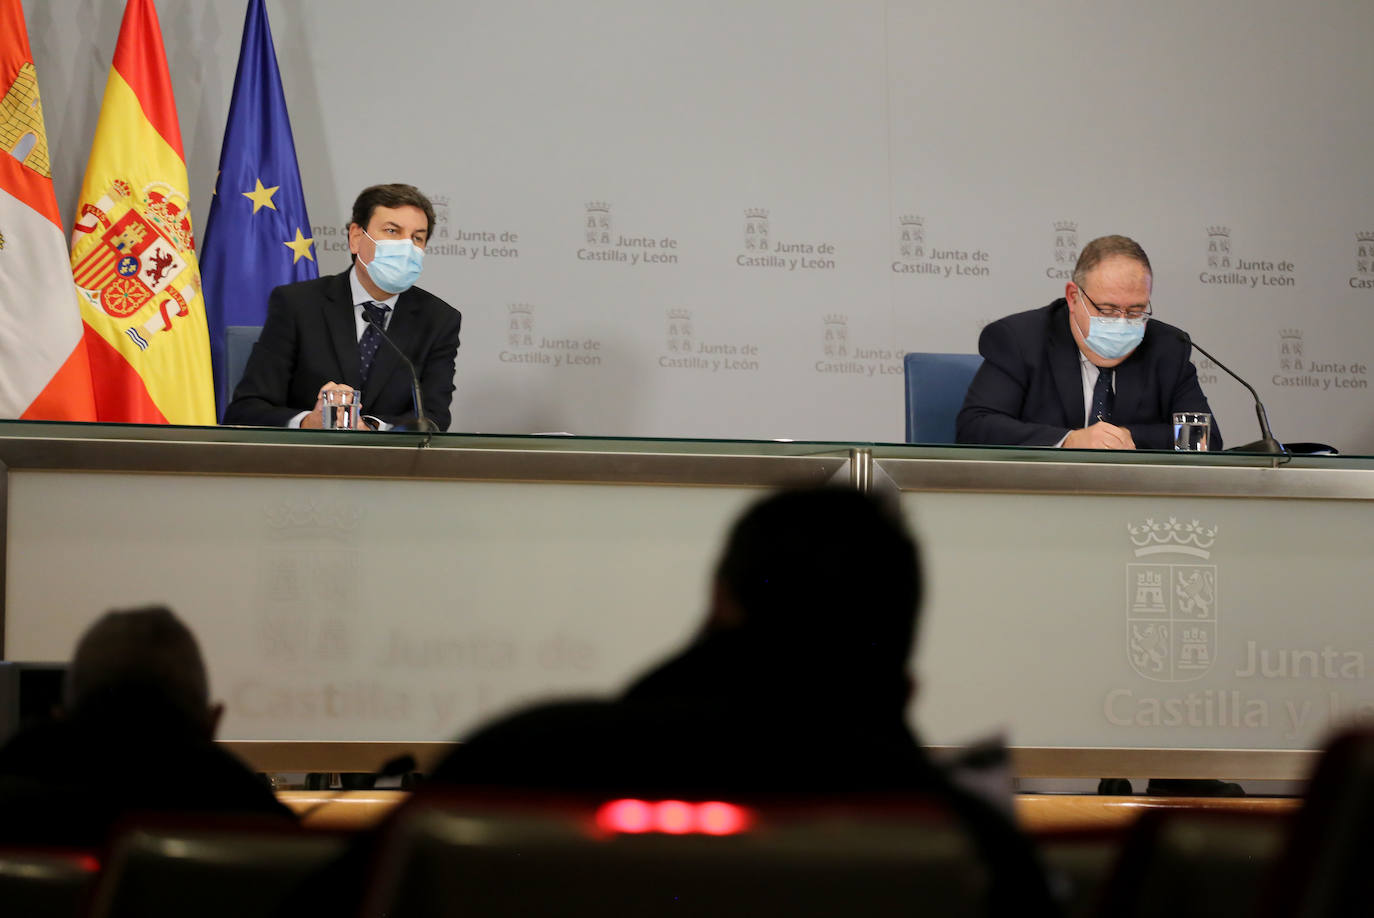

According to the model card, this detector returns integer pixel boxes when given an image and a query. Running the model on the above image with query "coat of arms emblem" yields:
[1126,517,1219,682]
[70,179,200,350]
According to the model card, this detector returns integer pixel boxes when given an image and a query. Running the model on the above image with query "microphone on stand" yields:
[364,313,435,442]
[1176,331,1285,454]
[295,754,420,823]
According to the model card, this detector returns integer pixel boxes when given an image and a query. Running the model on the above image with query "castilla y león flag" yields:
[70,0,214,424]
[0,0,96,421]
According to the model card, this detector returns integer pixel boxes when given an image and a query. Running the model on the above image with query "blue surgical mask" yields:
[361,230,425,294]
[1084,316,1146,360]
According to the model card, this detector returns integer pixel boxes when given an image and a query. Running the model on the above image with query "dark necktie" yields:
[358,302,391,389]
[1090,368,1115,424]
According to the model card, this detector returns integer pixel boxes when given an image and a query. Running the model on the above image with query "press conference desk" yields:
[1,422,1370,781]
[273,789,1301,833]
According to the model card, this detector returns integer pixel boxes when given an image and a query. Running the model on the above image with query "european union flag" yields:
[201,0,316,420]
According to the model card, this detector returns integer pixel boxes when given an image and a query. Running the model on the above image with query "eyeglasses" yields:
[1077,286,1152,321]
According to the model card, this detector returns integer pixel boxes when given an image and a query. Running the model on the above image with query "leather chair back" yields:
[903,352,982,443]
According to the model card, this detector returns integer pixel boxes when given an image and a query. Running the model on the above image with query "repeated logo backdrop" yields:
[27,0,1374,449]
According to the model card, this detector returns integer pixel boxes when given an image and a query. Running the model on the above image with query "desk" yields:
[2,422,1370,779]
[273,789,1301,834]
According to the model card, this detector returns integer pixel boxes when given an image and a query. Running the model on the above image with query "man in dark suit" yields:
[223,184,461,431]
[957,235,1220,450]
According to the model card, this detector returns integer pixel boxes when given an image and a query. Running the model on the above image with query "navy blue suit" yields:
[223,270,461,430]
[956,299,1221,450]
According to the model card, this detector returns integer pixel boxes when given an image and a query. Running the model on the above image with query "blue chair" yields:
[225,325,263,395]
[903,352,983,443]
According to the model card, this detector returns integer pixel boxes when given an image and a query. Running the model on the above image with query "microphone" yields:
[293,754,420,823]
[364,313,436,439]
[1176,331,1284,454]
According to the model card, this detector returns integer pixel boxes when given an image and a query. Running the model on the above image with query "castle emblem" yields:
[1356,232,1373,275]
[745,208,769,252]
[898,215,924,259]
[585,202,611,247]
[1053,221,1078,265]
[430,193,450,239]
[1279,329,1303,372]
[1,62,51,177]
[666,308,693,354]
[1126,517,1219,682]
[507,303,534,349]
[822,314,848,358]
[1206,226,1231,269]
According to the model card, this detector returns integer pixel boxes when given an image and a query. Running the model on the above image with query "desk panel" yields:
[3,423,1371,778]
[908,489,1374,751]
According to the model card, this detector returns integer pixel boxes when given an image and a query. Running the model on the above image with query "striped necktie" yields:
[1090,368,1114,424]
[358,302,391,389]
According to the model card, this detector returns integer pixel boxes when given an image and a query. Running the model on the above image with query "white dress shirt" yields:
[1055,328,1112,448]
[287,265,401,428]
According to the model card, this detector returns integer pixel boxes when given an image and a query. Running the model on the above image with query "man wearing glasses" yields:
[957,235,1222,450]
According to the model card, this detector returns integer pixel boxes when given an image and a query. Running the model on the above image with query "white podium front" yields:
[1,421,1369,779]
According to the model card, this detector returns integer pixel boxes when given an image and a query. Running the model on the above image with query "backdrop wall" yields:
[24,0,1374,447]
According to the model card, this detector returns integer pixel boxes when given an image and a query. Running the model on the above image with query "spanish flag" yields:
[69,0,214,425]
[0,0,97,421]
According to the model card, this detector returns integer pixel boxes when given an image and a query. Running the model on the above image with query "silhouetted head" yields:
[64,606,218,735]
[707,487,922,705]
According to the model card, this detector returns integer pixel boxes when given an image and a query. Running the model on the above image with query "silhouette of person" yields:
[0,605,293,847]
[427,488,1058,915]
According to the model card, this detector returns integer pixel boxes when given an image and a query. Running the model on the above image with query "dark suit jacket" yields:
[223,269,461,430]
[956,299,1221,450]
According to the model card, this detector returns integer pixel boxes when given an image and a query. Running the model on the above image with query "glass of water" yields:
[321,388,361,429]
[1173,412,1211,451]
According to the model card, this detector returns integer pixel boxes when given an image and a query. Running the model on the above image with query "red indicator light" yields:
[653,800,694,834]
[594,799,755,836]
[696,801,750,835]
[597,798,653,833]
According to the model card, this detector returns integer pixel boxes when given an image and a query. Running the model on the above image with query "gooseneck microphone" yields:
[364,314,436,441]
[1176,331,1284,454]
[294,753,419,822]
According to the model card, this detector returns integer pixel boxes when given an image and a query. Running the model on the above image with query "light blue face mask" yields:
[1084,316,1146,360]
[361,230,425,294]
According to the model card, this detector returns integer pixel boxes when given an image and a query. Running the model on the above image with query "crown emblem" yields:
[823,313,847,325]
[667,308,691,320]
[141,183,195,252]
[1181,627,1208,644]
[585,202,610,213]
[1207,226,1230,237]
[111,179,132,199]
[429,193,451,207]
[1279,328,1302,340]
[508,302,534,315]
[1054,220,1077,232]
[266,499,360,541]
[1357,232,1374,244]
[1128,517,1218,558]
[744,208,769,220]
[899,214,924,227]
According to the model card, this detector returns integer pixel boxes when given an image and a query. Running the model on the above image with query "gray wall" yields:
[25,0,1374,447]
